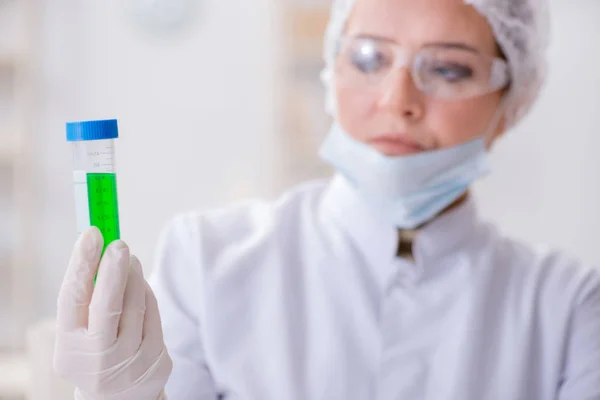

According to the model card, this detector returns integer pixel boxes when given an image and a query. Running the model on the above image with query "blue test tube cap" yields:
[66,119,119,142]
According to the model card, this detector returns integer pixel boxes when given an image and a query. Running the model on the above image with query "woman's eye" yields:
[350,47,388,73]
[431,63,474,82]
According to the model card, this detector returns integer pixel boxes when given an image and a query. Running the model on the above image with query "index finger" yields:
[87,240,130,345]
[56,227,104,332]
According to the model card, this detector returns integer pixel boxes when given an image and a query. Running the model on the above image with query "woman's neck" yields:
[396,191,469,258]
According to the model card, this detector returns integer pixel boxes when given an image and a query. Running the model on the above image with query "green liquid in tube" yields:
[86,173,120,282]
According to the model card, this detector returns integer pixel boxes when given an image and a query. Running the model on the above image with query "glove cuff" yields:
[156,389,168,400]
[74,387,96,400]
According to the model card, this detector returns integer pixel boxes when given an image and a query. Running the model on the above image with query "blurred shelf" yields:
[0,352,30,398]
[0,121,23,162]
[0,137,21,163]
[0,0,37,354]
[0,50,25,68]
[286,4,330,39]
[285,4,330,61]
[0,147,19,163]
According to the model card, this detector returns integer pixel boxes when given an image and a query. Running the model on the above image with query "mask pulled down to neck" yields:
[318,123,491,229]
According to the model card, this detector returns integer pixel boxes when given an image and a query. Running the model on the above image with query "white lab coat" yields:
[148,174,600,400]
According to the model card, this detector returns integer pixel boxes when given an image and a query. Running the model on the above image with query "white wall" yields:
[32,0,600,321]
[473,0,600,266]
[35,0,283,317]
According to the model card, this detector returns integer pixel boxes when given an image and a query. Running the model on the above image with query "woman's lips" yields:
[368,134,424,156]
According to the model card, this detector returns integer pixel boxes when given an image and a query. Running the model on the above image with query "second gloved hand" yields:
[54,227,173,400]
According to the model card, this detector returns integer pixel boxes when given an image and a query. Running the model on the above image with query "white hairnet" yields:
[321,0,551,129]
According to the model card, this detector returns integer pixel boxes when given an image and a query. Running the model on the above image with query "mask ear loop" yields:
[482,58,511,144]
[482,96,508,146]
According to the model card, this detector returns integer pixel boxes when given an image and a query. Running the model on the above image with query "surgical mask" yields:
[319,123,491,229]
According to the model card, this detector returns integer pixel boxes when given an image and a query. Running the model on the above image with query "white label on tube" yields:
[73,170,91,235]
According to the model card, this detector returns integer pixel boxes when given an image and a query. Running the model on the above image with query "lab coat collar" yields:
[321,174,400,268]
[321,174,481,276]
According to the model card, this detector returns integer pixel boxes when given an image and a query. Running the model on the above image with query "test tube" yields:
[66,119,120,254]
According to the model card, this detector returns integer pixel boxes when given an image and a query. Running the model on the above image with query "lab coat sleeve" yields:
[558,268,600,400]
[148,214,218,400]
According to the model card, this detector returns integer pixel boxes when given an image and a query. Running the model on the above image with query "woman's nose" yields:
[377,68,425,120]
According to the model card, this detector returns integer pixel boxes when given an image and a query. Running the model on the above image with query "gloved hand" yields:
[54,227,173,400]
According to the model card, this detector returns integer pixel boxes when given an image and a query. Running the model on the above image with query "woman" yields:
[54,0,600,398]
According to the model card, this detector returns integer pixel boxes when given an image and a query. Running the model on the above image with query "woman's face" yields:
[335,0,506,156]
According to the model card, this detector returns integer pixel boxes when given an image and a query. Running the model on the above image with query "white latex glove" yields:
[54,227,173,400]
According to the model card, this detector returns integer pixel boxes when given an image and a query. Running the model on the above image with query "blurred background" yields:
[0,0,599,398]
